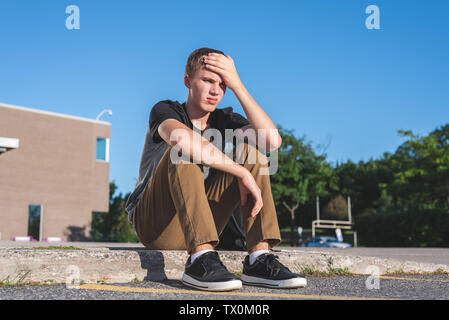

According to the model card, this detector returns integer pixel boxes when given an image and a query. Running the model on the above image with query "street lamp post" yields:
[96,109,113,121]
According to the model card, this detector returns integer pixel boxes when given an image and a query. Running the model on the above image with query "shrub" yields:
[356,208,449,247]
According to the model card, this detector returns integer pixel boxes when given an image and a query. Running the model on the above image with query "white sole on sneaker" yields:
[182,273,243,292]
[241,274,307,289]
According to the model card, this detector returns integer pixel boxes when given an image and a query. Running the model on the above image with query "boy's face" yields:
[185,66,226,113]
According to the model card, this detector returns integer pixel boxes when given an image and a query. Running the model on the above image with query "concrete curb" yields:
[1,246,448,285]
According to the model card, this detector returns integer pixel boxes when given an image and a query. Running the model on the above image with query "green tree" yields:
[387,125,449,209]
[334,156,394,217]
[340,124,449,247]
[91,181,138,243]
[271,126,337,243]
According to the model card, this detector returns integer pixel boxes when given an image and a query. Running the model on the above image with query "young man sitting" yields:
[125,47,306,291]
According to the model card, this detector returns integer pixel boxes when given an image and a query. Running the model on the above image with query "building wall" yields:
[0,103,110,241]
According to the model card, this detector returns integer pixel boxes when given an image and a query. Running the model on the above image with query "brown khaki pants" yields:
[133,142,281,253]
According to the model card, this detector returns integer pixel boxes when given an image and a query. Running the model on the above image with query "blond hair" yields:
[185,47,226,78]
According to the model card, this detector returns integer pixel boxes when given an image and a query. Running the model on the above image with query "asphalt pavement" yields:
[1,274,449,300]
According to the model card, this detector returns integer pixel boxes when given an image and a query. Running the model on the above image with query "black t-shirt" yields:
[125,99,249,222]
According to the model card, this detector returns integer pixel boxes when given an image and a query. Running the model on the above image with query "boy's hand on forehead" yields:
[203,53,243,91]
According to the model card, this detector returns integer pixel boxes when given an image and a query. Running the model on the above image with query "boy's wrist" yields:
[210,157,247,179]
[230,80,245,93]
[232,163,249,179]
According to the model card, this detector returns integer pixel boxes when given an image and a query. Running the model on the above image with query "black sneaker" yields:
[182,251,242,291]
[242,253,307,288]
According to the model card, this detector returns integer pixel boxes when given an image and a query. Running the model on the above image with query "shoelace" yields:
[263,254,287,277]
[202,252,228,273]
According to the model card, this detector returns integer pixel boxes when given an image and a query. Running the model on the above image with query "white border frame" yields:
[96,137,110,163]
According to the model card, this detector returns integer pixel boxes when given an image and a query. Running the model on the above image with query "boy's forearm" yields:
[174,128,247,179]
[233,83,277,130]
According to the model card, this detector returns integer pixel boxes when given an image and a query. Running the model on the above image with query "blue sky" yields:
[1,0,448,195]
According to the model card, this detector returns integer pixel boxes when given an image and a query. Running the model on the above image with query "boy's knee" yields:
[166,146,205,177]
[235,142,268,167]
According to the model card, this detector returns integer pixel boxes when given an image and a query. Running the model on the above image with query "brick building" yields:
[0,102,110,241]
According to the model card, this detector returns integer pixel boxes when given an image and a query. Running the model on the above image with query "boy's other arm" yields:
[158,118,263,217]
[203,53,282,152]
[158,119,245,178]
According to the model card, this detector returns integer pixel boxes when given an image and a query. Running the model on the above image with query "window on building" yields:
[96,138,109,162]
[28,204,42,241]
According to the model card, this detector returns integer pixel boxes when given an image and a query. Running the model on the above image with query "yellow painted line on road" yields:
[78,283,391,300]
[380,276,449,283]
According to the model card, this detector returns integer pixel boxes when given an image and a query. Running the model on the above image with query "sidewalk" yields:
[1,241,448,285]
